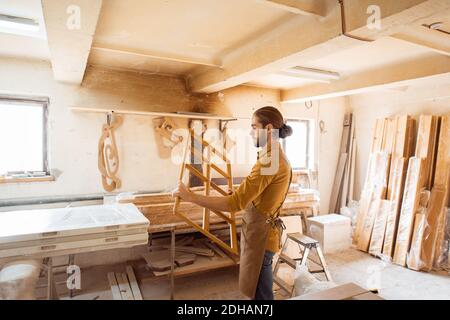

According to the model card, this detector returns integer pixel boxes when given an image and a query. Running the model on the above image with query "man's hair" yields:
[254,106,293,139]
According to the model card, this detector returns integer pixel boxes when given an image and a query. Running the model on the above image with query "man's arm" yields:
[172,182,232,213]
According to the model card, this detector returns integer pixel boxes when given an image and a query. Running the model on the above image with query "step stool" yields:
[273,232,332,297]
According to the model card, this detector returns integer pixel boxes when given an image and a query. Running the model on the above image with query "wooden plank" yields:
[115,273,134,300]
[342,116,356,207]
[292,283,369,301]
[148,254,236,278]
[431,115,450,268]
[419,187,448,271]
[355,152,390,248]
[407,212,427,270]
[382,158,408,258]
[174,254,197,267]
[203,241,228,258]
[107,272,122,300]
[354,186,374,246]
[351,292,385,301]
[125,265,143,300]
[348,134,357,203]
[382,117,397,154]
[71,107,237,121]
[433,115,450,187]
[330,153,348,213]
[357,199,382,252]
[415,115,439,189]
[393,157,425,266]
[370,119,386,154]
[142,251,172,272]
[162,245,214,257]
[369,200,391,256]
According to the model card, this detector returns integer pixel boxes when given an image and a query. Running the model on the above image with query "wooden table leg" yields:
[47,258,59,300]
[170,228,175,300]
[68,254,75,298]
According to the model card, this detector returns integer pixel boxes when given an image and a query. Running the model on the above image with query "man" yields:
[172,106,292,300]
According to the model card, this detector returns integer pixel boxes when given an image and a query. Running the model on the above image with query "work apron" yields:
[238,171,292,299]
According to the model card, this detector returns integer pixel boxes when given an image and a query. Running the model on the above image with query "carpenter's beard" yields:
[255,130,268,148]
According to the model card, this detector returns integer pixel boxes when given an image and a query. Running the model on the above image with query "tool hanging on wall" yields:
[173,128,238,256]
[98,112,123,192]
[154,117,184,149]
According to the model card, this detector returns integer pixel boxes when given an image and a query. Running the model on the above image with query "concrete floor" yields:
[37,248,450,300]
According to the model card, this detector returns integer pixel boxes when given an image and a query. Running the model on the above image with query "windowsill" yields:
[0,175,55,184]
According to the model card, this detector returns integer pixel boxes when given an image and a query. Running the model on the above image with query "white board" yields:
[0,204,149,244]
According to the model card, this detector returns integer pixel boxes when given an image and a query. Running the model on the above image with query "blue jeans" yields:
[254,251,275,300]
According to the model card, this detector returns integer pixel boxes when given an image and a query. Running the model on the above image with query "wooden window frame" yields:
[0,95,52,183]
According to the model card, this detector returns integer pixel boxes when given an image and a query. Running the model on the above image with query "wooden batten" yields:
[369,200,391,256]
[393,157,425,266]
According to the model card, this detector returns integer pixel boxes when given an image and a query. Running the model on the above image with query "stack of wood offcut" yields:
[354,114,449,272]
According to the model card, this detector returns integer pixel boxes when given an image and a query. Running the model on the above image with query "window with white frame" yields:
[282,119,314,170]
[0,97,49,177]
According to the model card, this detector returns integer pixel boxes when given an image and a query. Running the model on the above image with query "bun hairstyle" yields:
[254,106,293,139]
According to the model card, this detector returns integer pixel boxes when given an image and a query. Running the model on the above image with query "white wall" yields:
[348,76,450,200]
[0,58,208,200]
[282,97,349,214]
[0,58,285,201]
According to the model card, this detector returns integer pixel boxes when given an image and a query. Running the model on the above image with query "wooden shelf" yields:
[0,176,55,184]
[70,107,237,121]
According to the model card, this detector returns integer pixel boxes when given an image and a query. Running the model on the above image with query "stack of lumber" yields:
[107,265,143,300]
[354,114,450,272]
[0,204,149,260]
[118,185,319,233]
[354,116,415,254]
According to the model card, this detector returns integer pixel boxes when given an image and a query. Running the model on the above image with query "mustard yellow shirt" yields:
[227,143,292,253]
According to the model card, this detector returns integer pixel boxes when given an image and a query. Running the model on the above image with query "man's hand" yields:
[172,182,192,202]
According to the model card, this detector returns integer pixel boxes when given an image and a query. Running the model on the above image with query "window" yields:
[0,96,49,178]
[282,119,314,170]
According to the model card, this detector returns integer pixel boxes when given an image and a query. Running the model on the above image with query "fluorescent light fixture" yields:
[0,14,39,32]
[278,66,340,83]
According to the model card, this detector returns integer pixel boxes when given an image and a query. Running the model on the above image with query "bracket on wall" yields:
[173,128,238,256]
[98,112,123,192]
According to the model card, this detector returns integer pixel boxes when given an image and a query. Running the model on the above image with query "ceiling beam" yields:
[258,0,334,17]
[390,23,450,56]
[42,0,102,84]
[281,54,450,102]
[90,45,222,67]
[188,0,450,93]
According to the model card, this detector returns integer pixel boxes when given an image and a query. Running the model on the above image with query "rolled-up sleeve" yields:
[227,162,274,213]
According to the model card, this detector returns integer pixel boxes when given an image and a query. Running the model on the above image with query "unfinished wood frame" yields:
[173,129,238,256]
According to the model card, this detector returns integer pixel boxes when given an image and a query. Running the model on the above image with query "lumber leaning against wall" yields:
[408,115,449,271]
[393,115,439,267]
[382,116,415,258]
